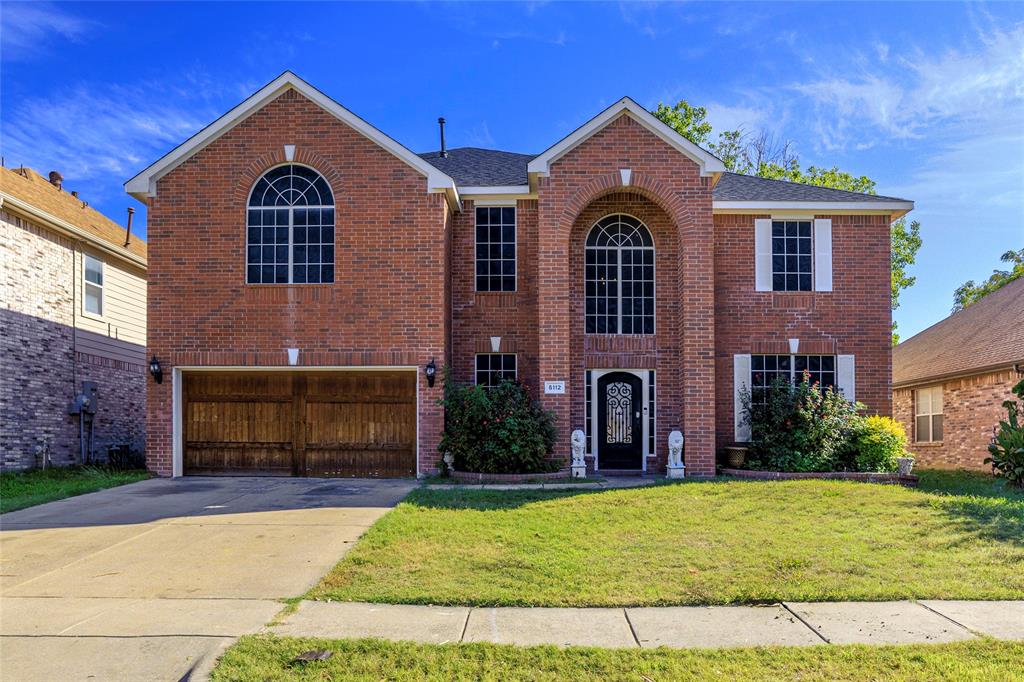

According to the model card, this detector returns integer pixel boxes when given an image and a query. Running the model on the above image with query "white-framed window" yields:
[771,220,813,292]
[246,164,334,284]
[475,206,516,292]
[83,254,104,316]
[475,353,517,387]
[915,385,944,443]
[585,214,655,335]
[751,354,836,402]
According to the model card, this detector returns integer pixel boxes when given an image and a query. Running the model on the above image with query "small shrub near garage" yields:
[741,376,906,473]
[438,373,558,474]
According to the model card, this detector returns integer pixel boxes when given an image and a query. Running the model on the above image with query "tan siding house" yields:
[0,166,147,470]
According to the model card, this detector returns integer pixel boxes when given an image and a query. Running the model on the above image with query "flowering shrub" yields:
[438,371,558,474]
[741,375,862,472]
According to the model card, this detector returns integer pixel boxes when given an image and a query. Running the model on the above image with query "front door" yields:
[597,372,644,470]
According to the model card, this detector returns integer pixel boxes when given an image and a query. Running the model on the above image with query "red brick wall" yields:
[894,369,1020,470]
[146,90,448,476]
[713,213,893,448]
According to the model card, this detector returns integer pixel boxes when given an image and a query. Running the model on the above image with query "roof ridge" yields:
[896,276,1024,349]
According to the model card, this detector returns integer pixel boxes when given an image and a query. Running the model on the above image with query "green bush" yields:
[741,376,862,472]
[985,379,1024,488]
[438,371,558,474]
[848,415,905,472]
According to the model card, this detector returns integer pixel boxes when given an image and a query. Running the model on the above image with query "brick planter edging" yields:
[719,468,919,487]
[448,469,573,483]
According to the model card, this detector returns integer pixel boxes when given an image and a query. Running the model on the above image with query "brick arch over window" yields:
[234,150,342,205]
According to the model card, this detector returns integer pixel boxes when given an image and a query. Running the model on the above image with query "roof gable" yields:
[125,71,457,203]
[527,97,726,178]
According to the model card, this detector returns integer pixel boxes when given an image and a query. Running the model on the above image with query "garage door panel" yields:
[183,371,415,477]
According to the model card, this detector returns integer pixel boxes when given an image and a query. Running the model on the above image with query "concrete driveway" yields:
[0,476,416,681]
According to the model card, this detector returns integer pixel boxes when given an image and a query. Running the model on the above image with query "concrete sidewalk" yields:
[269,600,1024,649]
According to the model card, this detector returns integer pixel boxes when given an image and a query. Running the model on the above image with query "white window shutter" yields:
[837,355,855,402]
[734,354,752,442]
[754,219,772,292]
[814,219,833,292]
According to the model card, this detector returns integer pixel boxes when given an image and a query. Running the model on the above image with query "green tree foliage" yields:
[952,248,1024,312]
[653,99,921,344]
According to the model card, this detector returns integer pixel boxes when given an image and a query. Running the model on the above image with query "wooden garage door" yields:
[183,371,416,477]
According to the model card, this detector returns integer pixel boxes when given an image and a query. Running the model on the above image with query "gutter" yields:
[0,193,147,270]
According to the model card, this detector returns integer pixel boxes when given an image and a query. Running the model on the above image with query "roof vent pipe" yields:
[124,207,135,247]
[438,117,448,158]
[48,170,63,189]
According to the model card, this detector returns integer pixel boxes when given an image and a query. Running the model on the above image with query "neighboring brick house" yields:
[127,72,912,478]
[1,167,147,470]
[893,278,1024,471]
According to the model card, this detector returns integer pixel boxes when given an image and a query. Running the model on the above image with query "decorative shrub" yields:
[847,415,905,473]
[741,375,862,472]
[985,379,1024,488]
[438,372,558,474]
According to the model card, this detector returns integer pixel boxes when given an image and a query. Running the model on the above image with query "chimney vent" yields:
[438,117,448,159]
[124,207,135,247]
[71,191,79,198]
[48,171,63,189]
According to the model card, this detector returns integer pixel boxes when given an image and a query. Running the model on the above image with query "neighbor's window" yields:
[475,353,517,387]
[772,220,812,292]
[84,254,103,315]
[247,164,334,284]
[915,385,944,442]
[475,206,516,292]
[585,214,655,335]
[751,354,836,402]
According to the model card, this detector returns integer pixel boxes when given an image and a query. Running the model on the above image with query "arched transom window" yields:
[247,164,334,284]
[585,214,655,335]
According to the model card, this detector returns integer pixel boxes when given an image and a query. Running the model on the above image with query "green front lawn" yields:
[311,470,1024,606]
[0,466,150,514]
[212,636,1024,682]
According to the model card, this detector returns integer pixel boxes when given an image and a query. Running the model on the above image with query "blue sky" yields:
[2,1,1021,339]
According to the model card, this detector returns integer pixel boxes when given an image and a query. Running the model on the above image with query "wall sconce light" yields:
[425,358,437,388]
[149,356,163,384]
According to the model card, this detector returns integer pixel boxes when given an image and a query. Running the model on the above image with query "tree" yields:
[952,248,1024,312]
[653,99,922,344]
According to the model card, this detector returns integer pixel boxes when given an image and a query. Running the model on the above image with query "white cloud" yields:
[462,121,496,148]
[0,3,98,58]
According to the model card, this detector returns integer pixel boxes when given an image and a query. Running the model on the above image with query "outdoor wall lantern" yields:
[149,356,163,384]
[425,358,437,388]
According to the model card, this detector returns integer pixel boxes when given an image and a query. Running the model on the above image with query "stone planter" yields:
[897,456,915,477]
[724,446,747,469]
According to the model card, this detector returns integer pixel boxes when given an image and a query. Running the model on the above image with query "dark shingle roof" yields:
[418,148,534,186]
[893,277,1024,386]
[712,172,910,203]
[418,149,910,206]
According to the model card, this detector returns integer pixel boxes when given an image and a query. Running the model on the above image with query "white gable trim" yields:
[714,200,914,219]
[526,97,726,178]
[124,71,459,207]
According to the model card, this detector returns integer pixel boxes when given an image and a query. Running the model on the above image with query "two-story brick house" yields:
[128,72,912,478]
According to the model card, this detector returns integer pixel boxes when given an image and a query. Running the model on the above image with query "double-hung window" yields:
[475,354,517,387]
[83,254,103,316]
[915,386,943,442]
[246,164,335,284]
[771,220,813,292]
[475,206,516,292]
[751,354,836,402]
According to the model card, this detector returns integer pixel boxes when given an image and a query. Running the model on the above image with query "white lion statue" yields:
[570,429,586,466]
[668,430,684,468]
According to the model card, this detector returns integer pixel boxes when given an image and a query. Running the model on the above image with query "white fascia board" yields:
[124,71,456,203]
[714,200,914,219]
[0,193,147,269]
[527,97,726,178]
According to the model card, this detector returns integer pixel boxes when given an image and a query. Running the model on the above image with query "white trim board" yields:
[125,71,460,209]
[527,97,726,179]
[714,200,913,219]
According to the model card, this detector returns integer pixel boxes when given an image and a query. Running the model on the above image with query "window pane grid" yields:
[585,370,593,456]
[585,215,654,335]
[475,206,516,292]
[84,255,103,315]
[475,354,517,387]
[751,354,836,403]
[771,220,812,292]
[648,370,656,458]
[914,386,943,442]
[247,164,334,285]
